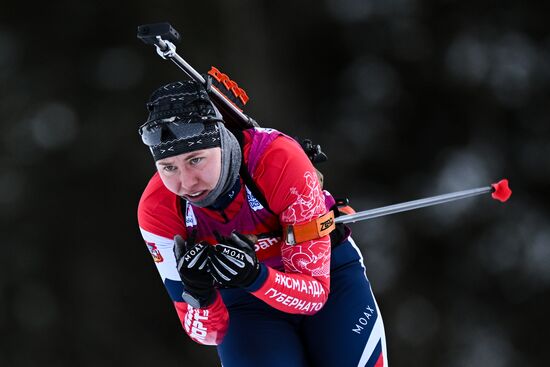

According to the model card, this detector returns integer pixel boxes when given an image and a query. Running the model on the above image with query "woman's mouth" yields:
[184,191,208,201]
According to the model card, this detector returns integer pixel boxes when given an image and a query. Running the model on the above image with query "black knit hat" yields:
[139,80,223,160]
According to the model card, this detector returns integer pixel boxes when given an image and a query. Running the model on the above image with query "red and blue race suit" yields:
[138,127,388,366]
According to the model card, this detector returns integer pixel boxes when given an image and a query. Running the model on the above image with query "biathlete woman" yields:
[137,80,388,366]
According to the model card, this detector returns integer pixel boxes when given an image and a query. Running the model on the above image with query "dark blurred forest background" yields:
[1,1,549,366]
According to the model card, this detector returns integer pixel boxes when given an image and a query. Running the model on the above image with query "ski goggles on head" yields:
[138,119,220,147]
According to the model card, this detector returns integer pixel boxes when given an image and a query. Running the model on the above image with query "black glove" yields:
[173,231,215,308]
[209,231,260,288]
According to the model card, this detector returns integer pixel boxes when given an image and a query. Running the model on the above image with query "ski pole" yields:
[136,22,258,129]
[335,179,512,224]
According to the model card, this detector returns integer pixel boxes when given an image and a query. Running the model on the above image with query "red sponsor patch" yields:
[146,241,164,263]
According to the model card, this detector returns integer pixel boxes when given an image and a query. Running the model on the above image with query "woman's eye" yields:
[189,157,203,166]
[164,165,177,172]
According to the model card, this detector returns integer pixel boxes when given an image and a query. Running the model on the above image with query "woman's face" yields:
[155,147,222,203]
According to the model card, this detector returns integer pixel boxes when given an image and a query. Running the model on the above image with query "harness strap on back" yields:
[232,129,276,216]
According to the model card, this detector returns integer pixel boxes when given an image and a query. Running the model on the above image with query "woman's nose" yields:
[179,170,198,192]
